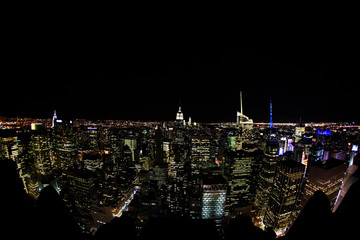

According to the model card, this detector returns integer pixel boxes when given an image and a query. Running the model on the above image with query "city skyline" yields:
[2,110,359,239]
[2,46,359,123]
[3,9,360,239]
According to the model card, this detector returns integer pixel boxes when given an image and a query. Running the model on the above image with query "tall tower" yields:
[263,160,305,236]
[270,99,273,128]
[52,110,57,128]
[176,107,184,121]
[255,139,279,222]
[236,91,253,130]
[240,91,243,115]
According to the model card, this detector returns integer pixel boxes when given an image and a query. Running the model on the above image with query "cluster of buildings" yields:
[0,93,359,237]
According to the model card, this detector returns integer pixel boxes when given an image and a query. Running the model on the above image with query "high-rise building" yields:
[66,169,96,230]
[150,126,168,189]
[176,106,184,121]
[236,91,253,130]
[29,126,52,176]
[201,175,227,220]
[269,99,273,128]
[52,110,57,128]
[176,106,185,126]
[223,150,255,213]
[295,122,305,143]
[154,126,164,165]
[191,136,211,174]
[263,160,305,236]
[52,120,77,170]
[255,139,279,220]
[302,158,346,210]
[0,135,20,161]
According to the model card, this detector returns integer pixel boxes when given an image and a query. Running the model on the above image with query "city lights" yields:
[1,94,359,239]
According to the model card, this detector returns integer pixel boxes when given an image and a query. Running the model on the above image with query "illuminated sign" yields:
[352,145,359,152]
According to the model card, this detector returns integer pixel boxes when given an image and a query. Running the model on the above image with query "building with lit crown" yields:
[236,91,253,130]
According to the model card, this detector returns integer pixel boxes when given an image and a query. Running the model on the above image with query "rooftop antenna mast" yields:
[270,99,273,128]
[240,91,243,115]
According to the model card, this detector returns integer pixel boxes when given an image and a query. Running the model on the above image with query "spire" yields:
[52,110,57,128]
[240,91,243,115]
[270,99,273,128]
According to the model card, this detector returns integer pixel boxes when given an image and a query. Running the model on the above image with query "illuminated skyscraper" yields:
[150,126,168,188]
[191,136,211,174]
[255,139,279,221]
[236,91,253,130]
[52,110,57,128]
[201,175,227,220]
[263,160,305,236]
[176,106,185,127]
[295,121,305,143]
[269,99,273,128]
[176,106,184,121]
[224,150,255,214]
[67,169,96,230]
[29,125,52,176]
[52,120,77,170]
[302,158,346,210]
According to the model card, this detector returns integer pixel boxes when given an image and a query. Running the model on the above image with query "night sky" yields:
[2,17,358,123]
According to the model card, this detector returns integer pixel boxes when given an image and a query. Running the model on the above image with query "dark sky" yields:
[2,16,358,123]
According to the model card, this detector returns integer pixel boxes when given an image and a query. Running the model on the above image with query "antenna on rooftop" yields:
[240,91,243,115]
[270,99,273,128]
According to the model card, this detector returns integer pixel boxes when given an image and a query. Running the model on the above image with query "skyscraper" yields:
[263,160,305,236]
[29,125,52,176]
[52,120,77,171]
[191,136,211,174]
[176,106,185,127]
[269,99,273,128]
[66,169,96,230]
[52,110,57,128]
[255,139,279,221]
[302,158,346,210]
[201,175,227,220]
[150,126,168,189]
[236,91,253,130]
[224,150,255,214]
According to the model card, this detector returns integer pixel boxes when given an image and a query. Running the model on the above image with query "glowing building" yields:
[52,110,57,128]
[302,158,346,210]
[236,91,253,130]
[255,139,279,220]
[224,150,255,214]
[201,175,227,220]
[52,120,77,170]
[295,122,305,143]
[176,106,185,126]
[29,127,52,176]
[263,160,305,236]
[67,169,96,230]
[191,136,211,174]
[176,106,184,121]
